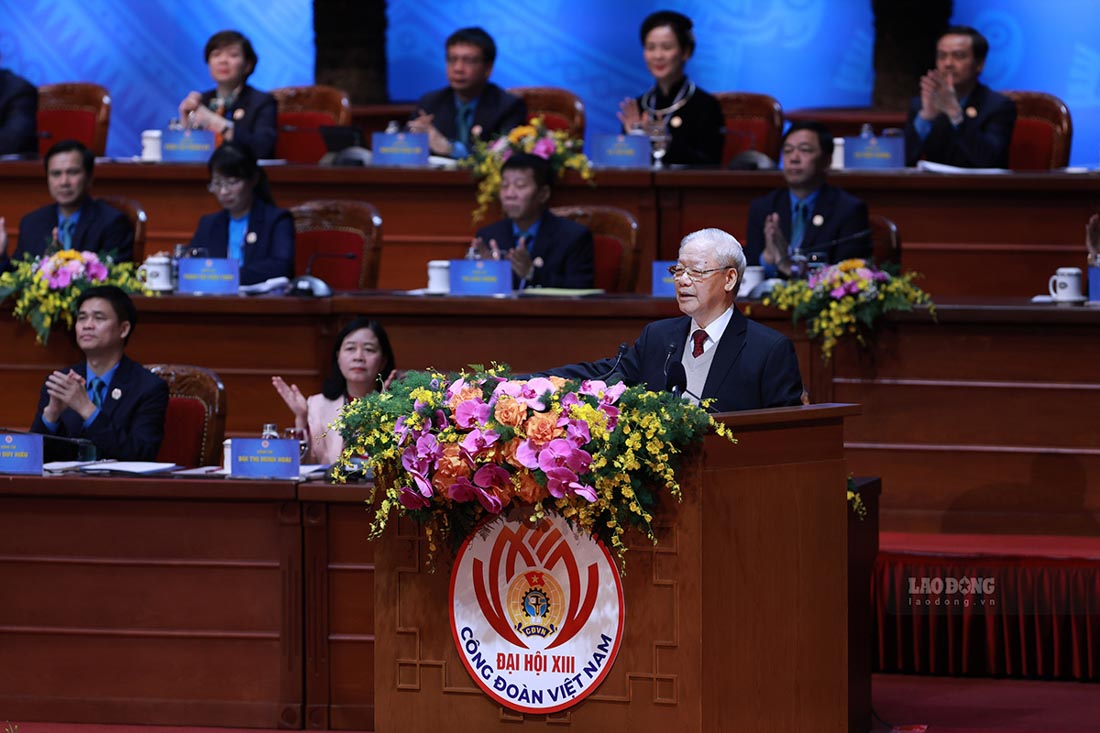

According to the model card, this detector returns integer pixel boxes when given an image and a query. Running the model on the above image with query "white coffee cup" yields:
[831,137,845,169]
[138,255,174,292]
[1048,266,1083,301]
[739,265,765,297]
[141,129,162,162]
[427,260,450,294]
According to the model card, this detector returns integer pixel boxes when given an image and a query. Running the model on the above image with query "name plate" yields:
[177,258,240,295]
[230,438,300,479]
[449,259,513,296]
[371,132,430,167]
[651,260,677,298]
[590,134,650,168]
[843,135,904,169]
[0,433,44,475]
[161,129,216,163]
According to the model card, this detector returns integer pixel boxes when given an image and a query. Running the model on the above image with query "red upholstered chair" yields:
[97,195,147,261]
[271,85,352,163]
[506,86,585,140]
[37,82,111,155]
[1001,91,1072,170]
[147,364,226,468]
[550,205,638,292]
[868,214,901,267]
[290,200,382,290]
[714,92,783,167]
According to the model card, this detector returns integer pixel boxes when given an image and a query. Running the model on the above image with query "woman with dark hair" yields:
[271,317,396,464]
[190,141,294,284]
[618,10,724,167]
[177,29,277,159]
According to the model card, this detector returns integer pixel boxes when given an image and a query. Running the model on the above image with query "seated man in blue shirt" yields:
[408,27,527,158]
[31,285,169,461]
[904,25,1016,168]
[745,121,870,277]
[472,152,594,289]
[0,139,133,271]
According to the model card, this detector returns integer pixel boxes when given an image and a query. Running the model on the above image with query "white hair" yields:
[679,228,747,282]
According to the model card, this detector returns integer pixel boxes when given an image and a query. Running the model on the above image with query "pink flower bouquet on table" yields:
[460,116,594,223]
[764,258,934,360]
[0,249,149,345]
[332,365,734,567]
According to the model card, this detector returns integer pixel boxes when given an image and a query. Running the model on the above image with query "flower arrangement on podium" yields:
[0,249,149,345]
[332,365,733,566]
[764,258,934,360]
[460,116,594,223]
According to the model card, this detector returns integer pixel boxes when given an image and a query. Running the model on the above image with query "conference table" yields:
[1,161,1096,297]
[3,293,1096,538]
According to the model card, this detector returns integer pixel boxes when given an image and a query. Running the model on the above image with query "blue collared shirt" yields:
[40,361,121,432]
[57,206,82,250]
[762,188,822,278]
[450,93,481,158]
[227,214,250,263]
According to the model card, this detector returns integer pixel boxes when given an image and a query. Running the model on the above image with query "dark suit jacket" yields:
[413,83,527,150]
[190,197,295,285]
[745,183,871,266]
[31,355,169,461]
[200,84,278,159]
[12,198,134,264]
[904,82,1016,168]
[633,79,724,167]
[475,210,594,288]
[547,308,804,412]
[0,68,37,155]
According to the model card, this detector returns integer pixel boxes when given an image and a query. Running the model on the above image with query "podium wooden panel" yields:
[0,475,304,729]
[370,404,857,732]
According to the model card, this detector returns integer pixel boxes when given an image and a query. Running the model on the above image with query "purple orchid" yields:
[459,427,499,455]
[454,398,491,429]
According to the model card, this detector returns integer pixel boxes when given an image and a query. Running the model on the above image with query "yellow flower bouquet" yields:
[460,116,594,223]
[764,258,934,360]
[332,365,734,567]
[0,249,149,345]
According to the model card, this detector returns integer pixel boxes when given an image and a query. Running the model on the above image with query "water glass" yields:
[285,427,308,459]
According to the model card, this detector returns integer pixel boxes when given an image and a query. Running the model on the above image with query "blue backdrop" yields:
[2,0,1098,165]
[0,0,314,158]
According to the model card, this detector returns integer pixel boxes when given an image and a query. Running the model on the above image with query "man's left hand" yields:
[409,110,453,155]
[44,370,96,421]
[509,245,534,280]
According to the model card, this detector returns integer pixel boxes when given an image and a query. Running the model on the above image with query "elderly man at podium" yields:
[544,228,803,411]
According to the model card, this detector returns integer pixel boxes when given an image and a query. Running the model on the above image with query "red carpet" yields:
[8,674,1099,733]
[872,673,1100,732]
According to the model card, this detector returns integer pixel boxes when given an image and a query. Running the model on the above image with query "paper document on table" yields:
[240,276,289,295]
[79,461,179,475]
[916,160,1010,175]
[44,460,99,473]
[518,288,606,297]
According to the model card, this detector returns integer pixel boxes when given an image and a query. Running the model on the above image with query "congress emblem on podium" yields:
[449,512,624,713]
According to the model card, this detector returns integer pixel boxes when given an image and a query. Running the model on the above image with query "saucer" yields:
[1053,296,1087,305]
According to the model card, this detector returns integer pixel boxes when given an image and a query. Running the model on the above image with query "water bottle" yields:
[261,423,279,440]
[789,247,809,280]
[385,120,401,134]
[860,123,874,140]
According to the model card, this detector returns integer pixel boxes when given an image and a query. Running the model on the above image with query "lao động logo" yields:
[449,512,624,714]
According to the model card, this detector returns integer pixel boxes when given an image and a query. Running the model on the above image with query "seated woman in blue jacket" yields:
[190,141,295,285]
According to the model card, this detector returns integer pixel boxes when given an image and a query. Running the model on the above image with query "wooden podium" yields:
[373,404,858,732]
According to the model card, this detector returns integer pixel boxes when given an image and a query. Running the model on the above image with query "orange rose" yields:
[525,411,561,445]
[448,384,484,412]
[432,443,472,495]
[497,438,525,469]
[513,470,546,504]
[494,396,527,428]
[547,376,568,389]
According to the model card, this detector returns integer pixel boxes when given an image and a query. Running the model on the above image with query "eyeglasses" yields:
[207,177,244,193]
[668,265,732,282]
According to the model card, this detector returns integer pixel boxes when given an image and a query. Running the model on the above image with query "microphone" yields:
[661,342,677,384]
[290,252,356,298]
[663,362,706,406]
[596,342,628,382]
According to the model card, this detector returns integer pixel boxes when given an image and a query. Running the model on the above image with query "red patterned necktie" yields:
[691,329,707,358]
